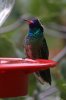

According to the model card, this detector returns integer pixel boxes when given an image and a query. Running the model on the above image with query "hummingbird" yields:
[24,18,51,85]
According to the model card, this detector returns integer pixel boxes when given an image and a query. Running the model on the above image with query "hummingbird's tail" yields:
[39,69,51,85]
[34,69,51,85]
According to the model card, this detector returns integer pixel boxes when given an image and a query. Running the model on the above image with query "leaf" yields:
[0,36,16,57]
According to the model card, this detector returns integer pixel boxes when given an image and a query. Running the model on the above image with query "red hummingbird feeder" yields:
[0,58,57,98]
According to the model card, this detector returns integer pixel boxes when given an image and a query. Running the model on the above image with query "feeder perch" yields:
[0,58,57,98]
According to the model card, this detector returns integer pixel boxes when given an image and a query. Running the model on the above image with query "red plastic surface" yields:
[0,72,28,98]
[0,58,57,72]
[0,58,57,98]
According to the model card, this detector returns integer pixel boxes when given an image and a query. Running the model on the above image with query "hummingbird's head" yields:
[24,18,43,32]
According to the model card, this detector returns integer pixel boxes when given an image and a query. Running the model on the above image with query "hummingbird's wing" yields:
[33,38,51,85]
[37,38,51,85]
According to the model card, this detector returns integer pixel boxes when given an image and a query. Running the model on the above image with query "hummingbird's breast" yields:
[24,35,43,59]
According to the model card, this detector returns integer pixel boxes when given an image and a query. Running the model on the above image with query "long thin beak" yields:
[24,19,33,24]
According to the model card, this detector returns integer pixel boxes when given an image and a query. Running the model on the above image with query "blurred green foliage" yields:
[60,59,66,80]
[0,36,16,57]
